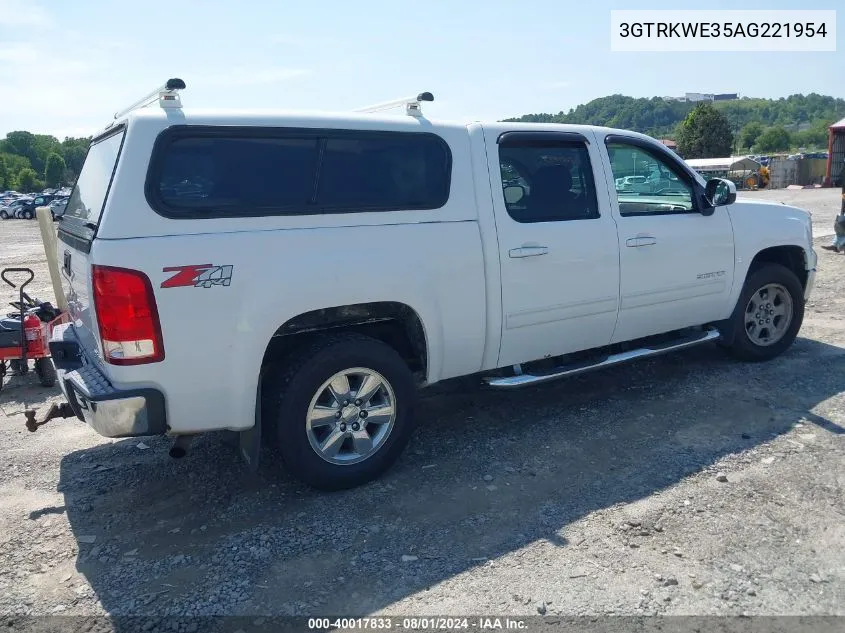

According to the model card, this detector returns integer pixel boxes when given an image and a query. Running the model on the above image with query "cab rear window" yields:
[145,126,452,218]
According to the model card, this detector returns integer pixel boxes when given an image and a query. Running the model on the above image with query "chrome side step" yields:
[484,328,721,389]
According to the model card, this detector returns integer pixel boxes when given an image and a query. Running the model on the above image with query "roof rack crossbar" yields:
[354,92,434,118]
[113,78,187,120]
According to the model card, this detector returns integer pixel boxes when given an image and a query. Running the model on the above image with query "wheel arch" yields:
[259,301,430,385]
[748,245,809,290]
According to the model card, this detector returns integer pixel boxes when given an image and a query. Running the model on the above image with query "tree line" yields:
[508,93,845,157]
[0,131,91,192]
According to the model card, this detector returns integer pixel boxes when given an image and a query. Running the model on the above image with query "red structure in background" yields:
[824,117,845,187]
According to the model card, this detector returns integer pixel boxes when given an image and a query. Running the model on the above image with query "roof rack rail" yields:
[354,92,434,118]
[113,78,186,120]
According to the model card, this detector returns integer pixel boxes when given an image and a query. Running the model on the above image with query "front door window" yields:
[607,143,695,215]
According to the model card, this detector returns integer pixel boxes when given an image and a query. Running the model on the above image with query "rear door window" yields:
[147,128,452,218]
[497,140,600,223]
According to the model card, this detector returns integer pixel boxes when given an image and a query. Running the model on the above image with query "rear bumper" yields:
[49,324,167,438]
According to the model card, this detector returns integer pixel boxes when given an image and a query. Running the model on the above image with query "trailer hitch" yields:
[24,402,75,432]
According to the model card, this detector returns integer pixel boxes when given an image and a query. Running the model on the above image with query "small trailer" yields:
[0,267,65,392]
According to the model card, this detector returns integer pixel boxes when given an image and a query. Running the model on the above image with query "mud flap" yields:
[238,378,262,473]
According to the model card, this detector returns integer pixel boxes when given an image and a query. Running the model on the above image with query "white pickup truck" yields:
[44,80,816,490]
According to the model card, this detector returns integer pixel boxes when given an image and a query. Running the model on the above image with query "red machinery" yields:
[0,268,65,392]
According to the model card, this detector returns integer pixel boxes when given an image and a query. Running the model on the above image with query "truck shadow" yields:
[53,336,844,623]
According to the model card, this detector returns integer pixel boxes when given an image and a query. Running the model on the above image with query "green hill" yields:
[507,93,845,151]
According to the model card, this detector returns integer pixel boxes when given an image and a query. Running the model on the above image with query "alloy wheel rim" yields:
[305,367,396,465]
[744,283,793,347]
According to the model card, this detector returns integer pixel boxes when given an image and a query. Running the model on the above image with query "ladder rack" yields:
[354,92,434,118]
[113,78,186,120]
[110,80,434,121]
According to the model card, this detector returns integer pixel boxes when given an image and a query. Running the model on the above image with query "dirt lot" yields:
[0,189,843,628]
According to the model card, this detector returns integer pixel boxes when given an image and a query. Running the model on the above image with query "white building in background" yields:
[663,93,739,103]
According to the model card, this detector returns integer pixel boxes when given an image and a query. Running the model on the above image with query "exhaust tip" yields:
[168,435,192,459]
[169,446,187,459]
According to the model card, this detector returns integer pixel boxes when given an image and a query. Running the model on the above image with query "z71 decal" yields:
[161,264,234,289]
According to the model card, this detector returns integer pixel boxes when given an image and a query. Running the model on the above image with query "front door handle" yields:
[509,245,549,258]
[626,236,657,248]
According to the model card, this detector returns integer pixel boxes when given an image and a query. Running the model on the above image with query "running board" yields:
[484,328,721,389]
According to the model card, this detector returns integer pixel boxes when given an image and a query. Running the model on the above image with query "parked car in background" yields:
[14,194,59,219]
[49,197,68,219]
[614,175,649,192]
[1,197,33,220]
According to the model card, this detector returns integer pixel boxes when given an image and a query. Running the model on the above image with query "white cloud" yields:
[0,43,40,62]
[269,34,320,47]
[0,1,311,137]
[0,19,123,135]
[0,0,50,26]
[201,68,311,88]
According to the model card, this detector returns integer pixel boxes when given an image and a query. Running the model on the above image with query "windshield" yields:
[63,127,126,227]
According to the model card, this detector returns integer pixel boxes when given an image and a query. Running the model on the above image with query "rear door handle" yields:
[626,236,657,248]
[509,245,549,258]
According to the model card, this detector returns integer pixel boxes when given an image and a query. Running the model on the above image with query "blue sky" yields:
[0,0,841,139]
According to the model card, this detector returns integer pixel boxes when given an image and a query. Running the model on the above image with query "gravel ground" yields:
[0,189,843,629]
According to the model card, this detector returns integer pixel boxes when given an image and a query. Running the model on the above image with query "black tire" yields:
[0,210,8,220]
[265,334,416,491]
[725,263,804,362]
[22,209,33,220]
[35,358,57,387]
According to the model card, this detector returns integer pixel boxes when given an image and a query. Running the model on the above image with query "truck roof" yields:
[95,106,656,145]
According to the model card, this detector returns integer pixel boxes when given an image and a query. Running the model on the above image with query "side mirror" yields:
[503,185,525,205]
[704,178,736,209]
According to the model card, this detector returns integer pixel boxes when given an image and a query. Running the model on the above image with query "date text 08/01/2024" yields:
[307,617,528,630]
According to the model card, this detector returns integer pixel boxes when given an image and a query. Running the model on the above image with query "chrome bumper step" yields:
[484,328,721,389]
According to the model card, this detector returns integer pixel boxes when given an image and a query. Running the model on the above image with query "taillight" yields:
[92,265,164,365]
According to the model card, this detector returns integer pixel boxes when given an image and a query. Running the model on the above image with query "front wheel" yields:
[35,358,57,387]
[22,210,33,220]
[0,210,8,220]
[725,263,804,362]
[265,334,416,491]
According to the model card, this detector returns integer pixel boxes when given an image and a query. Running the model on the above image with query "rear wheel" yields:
[725,263,804,362]
[0,210,8,220]
[265,334,416,490]
[22,210,33,220]
[35,358,57,387]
